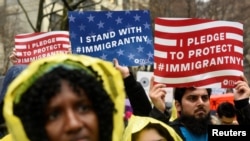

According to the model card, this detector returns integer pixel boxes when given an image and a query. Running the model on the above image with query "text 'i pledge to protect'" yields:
[170,32,233,60]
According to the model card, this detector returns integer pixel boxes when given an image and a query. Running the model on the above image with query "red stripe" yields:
[15,34,69,43]
[153,75,241,88]
[155,18,214,26]
[155,27,243,38]
[15,32,69,39]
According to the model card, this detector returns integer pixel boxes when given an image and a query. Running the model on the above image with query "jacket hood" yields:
[3,54,125,141]
[122,115,183,141]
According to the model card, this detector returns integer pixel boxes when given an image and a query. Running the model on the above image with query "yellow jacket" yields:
[122,115,183,141]
[0,134,11,141]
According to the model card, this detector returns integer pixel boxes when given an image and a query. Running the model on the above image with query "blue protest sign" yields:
[68,10,154,66]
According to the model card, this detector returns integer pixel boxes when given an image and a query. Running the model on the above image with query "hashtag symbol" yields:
[76,47,81,53]
[158,63,164,71]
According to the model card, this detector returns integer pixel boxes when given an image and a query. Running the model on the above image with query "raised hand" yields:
[234,75,250,101]
[149,76,167,113]
[9,48,18,64]
[113,58,130,78]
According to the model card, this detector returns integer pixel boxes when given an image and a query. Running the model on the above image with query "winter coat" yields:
[122,115,183,141]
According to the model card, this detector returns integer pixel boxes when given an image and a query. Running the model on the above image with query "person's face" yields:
[135,128,166,141]
[220,116,235,125]
[45,80,99,141]
[176,88,210,119]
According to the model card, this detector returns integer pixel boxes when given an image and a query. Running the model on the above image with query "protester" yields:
[113,58,180,123]
[113,58,152,116]
[148,75,250,141]
[1,54,126,141]
[233,75,250,125]
[213,101,238,125]
[122,115,182,141]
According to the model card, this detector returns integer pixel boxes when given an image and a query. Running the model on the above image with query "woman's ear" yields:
[175,100,181,112]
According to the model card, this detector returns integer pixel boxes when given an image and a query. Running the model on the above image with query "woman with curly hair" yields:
[1,54,125,141]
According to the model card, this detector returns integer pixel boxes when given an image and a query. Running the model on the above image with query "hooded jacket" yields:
[122,115,183,141]
[1,54,126,141]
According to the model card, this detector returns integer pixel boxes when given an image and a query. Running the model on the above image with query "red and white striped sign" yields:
[14,31,70,64]
[154,18,243,88]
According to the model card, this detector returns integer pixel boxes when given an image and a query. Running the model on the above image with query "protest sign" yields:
[68,10,154,66]
[154,18,243,88]
[14,31,70,64]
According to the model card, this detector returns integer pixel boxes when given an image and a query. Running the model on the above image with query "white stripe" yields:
[155,37,177,46]
[199,82,222,88]
[155,21,243,33]
[62,44,70,48]
[158,18,191,20]
[154,62,157,69]
[56,37,70,42]
[154,50,167,58]
[154,70,243,84]
[234,45,243,54]
[226,33,243,42]
[15,45,26,49]
[15,31,69,42]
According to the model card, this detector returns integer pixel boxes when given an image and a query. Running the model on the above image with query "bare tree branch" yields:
[16,0,37,32]
[36,0,45,31]
[61,0,73,10]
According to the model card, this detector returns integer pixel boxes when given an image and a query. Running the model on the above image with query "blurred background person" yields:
[122,115,182,141]
[211,101,238,125]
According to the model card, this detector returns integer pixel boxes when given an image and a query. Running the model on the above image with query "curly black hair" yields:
[13,66,115,141]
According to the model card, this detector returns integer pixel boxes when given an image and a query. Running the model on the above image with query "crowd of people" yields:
[0,48,249,141]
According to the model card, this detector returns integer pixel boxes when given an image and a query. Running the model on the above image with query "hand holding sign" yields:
[113,58,130,78]
[234,75,250,101]
[149,76,167,113]
[9,48,18,64]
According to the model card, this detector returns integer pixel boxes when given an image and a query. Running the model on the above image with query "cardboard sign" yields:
[14,31,70,64]
[68,10,154,66]
[154,18,243,88]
